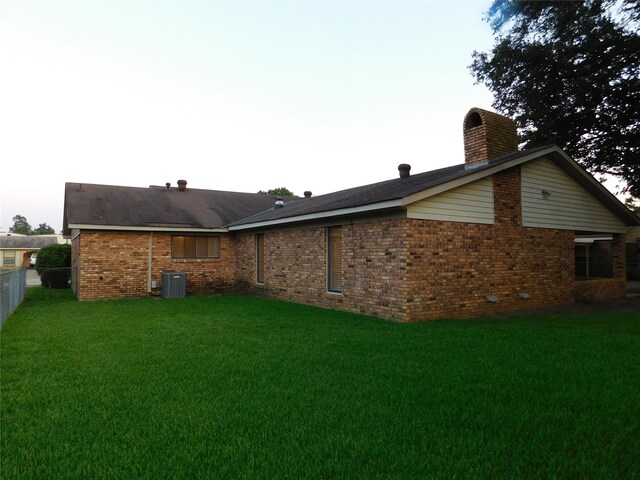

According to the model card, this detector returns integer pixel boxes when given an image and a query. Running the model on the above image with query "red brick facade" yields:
[233,167,626,321]
[404,168,576,320]
[72,232,236,301]
[71,166,628,321]
[235,219,410,321]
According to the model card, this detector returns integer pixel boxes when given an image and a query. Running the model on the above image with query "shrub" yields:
[35,244,71,289]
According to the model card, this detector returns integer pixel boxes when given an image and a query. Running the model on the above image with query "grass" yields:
[1,288,639,479]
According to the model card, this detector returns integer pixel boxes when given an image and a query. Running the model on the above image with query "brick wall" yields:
[404,167,575,320]
[235,218,410,321]
[234,168,595,322]
[75,231,235,300]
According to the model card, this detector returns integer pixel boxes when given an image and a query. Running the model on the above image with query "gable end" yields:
[521,158,627,233]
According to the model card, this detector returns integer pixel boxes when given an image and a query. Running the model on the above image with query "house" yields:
[0,234,66,270]
[63,108,640,321]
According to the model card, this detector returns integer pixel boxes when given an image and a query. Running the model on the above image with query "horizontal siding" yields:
[521,158,626,233]
[407,177,494,224]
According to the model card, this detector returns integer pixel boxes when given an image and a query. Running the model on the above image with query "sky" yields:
[1,0,503,233]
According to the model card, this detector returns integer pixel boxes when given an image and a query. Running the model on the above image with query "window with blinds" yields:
[256,234,265,284]
[2,251,16,267]
[172,236,220,258]
[327,226,343,293]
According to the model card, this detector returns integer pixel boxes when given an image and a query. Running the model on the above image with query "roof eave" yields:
[68,224,230,233]
[228,199,404,231]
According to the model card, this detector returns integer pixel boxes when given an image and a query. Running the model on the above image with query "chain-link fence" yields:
[36,267,72,289]
[0,269,26,327]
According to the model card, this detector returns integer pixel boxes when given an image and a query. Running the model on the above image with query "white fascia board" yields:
[402,146,561,206]
[68,224,229,233]
[228,199,404,231]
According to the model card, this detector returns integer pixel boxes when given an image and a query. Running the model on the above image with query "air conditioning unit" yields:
[161,272,186,298]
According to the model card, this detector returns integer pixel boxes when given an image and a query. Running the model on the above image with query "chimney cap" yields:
[398,164,411,179]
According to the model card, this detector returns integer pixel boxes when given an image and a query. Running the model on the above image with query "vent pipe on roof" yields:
[304,191,312,198]
[398,164,411,179]
[177,179,187,191]
[166,182,171,190]
[274,197,284,209]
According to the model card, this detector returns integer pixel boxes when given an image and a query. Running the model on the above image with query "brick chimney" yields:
[463,108,519,167]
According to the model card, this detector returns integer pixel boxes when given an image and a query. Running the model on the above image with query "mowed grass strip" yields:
[1,288,639,479]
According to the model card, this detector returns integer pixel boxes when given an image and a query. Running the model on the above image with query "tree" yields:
[470,0,640,196]
[625,197,640,213]
[257,187,295,196]
[9,215,32,235]
[34,223,55,235]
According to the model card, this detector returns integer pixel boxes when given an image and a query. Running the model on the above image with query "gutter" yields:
[66,224,230,233]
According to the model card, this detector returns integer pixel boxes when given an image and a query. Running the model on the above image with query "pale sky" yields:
[1,0,503,233]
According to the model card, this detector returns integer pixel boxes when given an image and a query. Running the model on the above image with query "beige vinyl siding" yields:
[627,226,640,244]
[521,158,627,233]
[406,176,494,224]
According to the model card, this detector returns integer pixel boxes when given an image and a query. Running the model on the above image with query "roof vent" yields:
[274,197,284,209]
[304,191,312,198]
[165,182,171,190]
[398,164,411,179]
[177,179,187,191]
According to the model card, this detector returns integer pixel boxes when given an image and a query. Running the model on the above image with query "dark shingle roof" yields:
[63,144,640,233]
[229,148,535,227]
[0,235,60,249]
[63,183,288,232]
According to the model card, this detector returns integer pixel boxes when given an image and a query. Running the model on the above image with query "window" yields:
[575,239,613,279]
[256,234,264,284]
[327,226,343,293]
[2,251,16,267]
[172,236,220,258]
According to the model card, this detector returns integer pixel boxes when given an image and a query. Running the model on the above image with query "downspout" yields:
[147,232,153,293]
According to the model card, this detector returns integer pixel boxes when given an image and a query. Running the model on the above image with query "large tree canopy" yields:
[9,215,32,235]
[8,216,56,235]
[470,0,640,196]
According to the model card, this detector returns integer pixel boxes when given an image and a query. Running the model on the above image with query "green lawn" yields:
[1,288,639,479]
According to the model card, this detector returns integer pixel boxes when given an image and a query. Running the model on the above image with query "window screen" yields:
[327,226,342,293]
[172,236,220,258]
